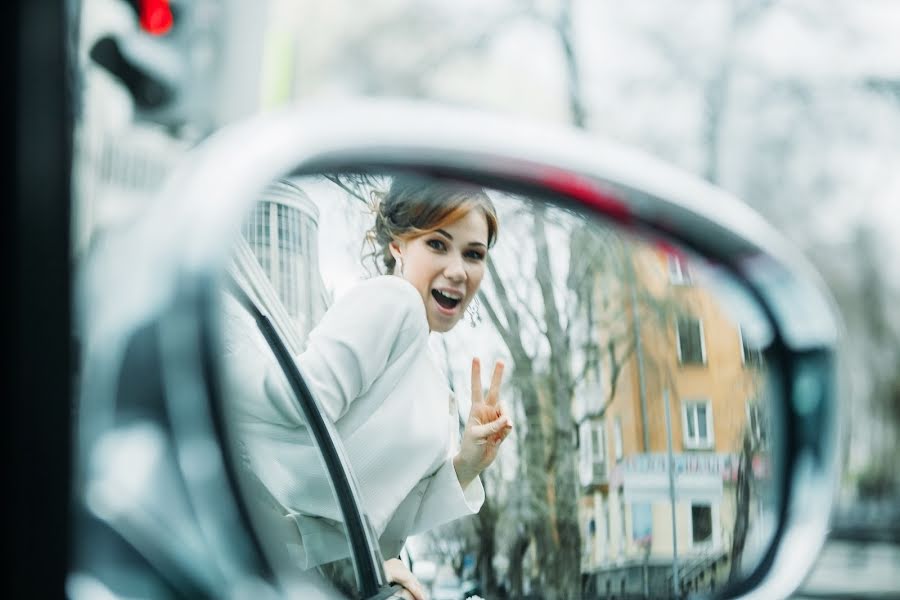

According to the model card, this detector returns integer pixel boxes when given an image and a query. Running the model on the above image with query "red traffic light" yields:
[139,0,173,36]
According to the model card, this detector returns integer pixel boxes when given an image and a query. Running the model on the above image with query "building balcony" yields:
[580,459,608,489]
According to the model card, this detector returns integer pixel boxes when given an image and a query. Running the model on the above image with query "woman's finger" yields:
[392,589,415,600]
[470,358,482,402]
[488,413,514,443]
[406,578,428,600]
[485,404,508,437]
[470,414,510,440]
[401,581,427,600]
[393,580,425,600]
[486,360,505,406]
[385,560,427,600]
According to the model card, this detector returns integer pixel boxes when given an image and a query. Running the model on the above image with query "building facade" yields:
[241,179,328,342]
[575,243,768,598]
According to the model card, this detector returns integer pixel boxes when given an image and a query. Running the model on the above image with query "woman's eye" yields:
[465,250,486,261]
[427,239,446,251]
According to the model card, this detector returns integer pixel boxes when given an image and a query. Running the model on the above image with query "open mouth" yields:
[431,289,462,311]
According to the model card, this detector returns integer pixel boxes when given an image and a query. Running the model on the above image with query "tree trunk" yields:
[557,0,586,130]
[482,261,557,591]
[549,430,582,599]
[476,481,498,598]
[513,375,556,575]
[507,531,531,599]
[533,206,582,599]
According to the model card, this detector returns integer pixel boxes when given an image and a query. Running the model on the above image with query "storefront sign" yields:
[614,453,741,483]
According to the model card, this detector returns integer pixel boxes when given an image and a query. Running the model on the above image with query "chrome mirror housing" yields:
[75,100,842,600]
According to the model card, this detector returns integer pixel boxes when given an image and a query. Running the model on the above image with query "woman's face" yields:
[390,208,490,332]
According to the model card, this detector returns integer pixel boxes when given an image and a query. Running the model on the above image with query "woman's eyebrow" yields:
[435,229,487,248]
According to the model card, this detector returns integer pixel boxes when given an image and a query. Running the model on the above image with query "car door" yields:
[220,279,406,600]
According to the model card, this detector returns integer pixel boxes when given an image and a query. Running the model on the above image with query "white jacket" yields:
[223,275,484,567]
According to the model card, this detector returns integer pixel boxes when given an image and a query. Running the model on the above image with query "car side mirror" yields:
[76,100,842,600]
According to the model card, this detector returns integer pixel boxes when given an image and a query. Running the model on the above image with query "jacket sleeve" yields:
[264,276,428,424]
[407,457,485,536]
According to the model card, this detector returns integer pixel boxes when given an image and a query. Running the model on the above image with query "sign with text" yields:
[613,453,741,485]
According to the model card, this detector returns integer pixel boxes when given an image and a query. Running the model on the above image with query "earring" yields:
[466,296,482,327]
[396,256,404,277]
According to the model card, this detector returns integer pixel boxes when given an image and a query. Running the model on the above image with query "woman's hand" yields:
[454,358,513,488]
[384,558,428,600]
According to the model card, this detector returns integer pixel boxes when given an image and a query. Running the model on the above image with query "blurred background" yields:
[74,0,900,596]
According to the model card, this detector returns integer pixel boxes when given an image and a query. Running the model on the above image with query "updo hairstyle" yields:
[364,174,499,275]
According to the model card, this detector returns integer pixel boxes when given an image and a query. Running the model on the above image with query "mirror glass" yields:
[217,170,777,599]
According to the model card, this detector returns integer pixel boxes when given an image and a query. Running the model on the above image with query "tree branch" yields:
[533,208,568,359]
[483,260,531,366]
[479,291,514,350]
[323,174,374,205]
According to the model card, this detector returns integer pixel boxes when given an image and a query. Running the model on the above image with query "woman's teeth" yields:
[432,289,461,309]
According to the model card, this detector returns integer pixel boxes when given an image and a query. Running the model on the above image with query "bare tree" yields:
[478,203,692,598]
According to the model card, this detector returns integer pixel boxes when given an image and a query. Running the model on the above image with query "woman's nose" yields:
[445,254,467,281]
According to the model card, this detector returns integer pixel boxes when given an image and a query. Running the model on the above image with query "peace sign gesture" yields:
[453,358,513,489]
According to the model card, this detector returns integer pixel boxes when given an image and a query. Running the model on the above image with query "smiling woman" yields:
[221,172,511,599]
[367,175,499,332]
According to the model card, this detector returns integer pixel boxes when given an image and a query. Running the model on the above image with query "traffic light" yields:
[87,0,220,133]
[136,0,175,35]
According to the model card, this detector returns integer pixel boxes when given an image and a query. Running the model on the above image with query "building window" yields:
[243,202,272,275]
[739,326,763,368]
[676,316,706,365]
[613,417,623,461]
[691,504,713,544]
[668,254,691,285]
[585,518,595,556]
[591,425,605,463]
[583,361,604,415]
[682,400,714,449]
[242,200,317,324]
[631,503,653,547]
[604,500,611,543]
[579,421,607,485]
[579,422,590,470]
[579,421,605,464]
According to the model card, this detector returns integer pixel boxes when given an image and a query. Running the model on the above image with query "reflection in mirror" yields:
[217,170,776,599]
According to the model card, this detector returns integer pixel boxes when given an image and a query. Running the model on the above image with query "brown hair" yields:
[364,174,499,274]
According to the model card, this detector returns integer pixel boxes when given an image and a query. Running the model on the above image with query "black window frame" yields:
[691,504,713,545]
[676,315,706,365]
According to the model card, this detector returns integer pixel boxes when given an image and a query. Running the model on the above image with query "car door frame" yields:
[224,282,404,599]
